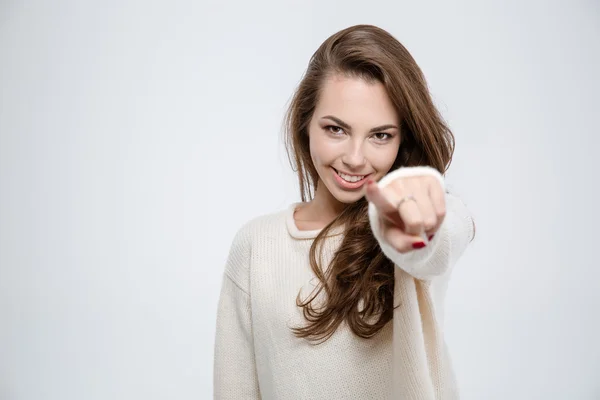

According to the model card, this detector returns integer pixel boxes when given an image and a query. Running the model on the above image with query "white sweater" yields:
[213,167,475,399]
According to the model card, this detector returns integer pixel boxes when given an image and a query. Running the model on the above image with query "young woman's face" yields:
[308,74,401,205]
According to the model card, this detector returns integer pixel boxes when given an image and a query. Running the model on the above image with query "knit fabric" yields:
[213,167,474,399]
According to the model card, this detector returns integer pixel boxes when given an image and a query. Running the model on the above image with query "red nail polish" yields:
[428,234,434,240]
[412,241,426,249]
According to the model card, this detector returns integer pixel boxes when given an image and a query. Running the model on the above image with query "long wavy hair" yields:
[284,24,455,344]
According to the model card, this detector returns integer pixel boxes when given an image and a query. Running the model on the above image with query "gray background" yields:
[1,0,599,399]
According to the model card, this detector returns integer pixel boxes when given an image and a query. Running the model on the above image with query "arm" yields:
[368,166,474,280]
[213,226,261,399]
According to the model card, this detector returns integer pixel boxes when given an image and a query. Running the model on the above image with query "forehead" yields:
[314,74,399,126]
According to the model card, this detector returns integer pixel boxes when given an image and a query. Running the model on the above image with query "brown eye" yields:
[326,125,345,135]
[373,132,392,141]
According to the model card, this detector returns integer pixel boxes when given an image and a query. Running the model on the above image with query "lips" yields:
[332,168,370,189]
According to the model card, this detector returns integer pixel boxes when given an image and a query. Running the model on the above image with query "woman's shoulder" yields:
[230,203,293,245]
[222,204,293,288]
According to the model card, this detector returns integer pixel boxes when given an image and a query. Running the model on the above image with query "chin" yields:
[330,187,366,204]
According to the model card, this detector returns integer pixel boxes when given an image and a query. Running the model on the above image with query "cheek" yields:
[308,140,321,167]
[309,136,338,166]
[368,145,399,171]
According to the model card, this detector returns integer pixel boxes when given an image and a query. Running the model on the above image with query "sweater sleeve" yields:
[368,166,474,280]
[213,225,261,399]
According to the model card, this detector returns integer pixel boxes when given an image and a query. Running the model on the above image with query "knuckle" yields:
[423,217,437,231]
[426,175,438,185]
[390,181,405,196]
[405,218,423,232]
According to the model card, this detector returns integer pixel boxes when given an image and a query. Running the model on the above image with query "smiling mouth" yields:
[333,168,371,183]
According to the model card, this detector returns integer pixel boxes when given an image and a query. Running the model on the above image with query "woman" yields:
[213,24,475,400]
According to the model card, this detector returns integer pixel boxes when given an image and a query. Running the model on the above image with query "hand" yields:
[365,174,446,253]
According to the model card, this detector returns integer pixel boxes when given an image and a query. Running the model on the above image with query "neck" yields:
[301,180,347,225]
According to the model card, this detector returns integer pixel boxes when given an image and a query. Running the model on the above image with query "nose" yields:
[341,141,367,171]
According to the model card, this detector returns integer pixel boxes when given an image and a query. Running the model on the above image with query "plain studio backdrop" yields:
[1,0,599,399]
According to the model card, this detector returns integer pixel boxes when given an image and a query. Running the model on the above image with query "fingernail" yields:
[412,241,426,249]
[428,234,434,241]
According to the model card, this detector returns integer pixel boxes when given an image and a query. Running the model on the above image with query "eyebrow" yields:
[321,115,398,133]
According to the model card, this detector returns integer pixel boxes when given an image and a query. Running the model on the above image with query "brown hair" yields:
[284,24,455,343]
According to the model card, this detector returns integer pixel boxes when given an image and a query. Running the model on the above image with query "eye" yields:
[373,132,393,141]
[325,125,345,135]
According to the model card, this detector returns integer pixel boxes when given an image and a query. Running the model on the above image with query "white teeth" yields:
[336,170,365,183]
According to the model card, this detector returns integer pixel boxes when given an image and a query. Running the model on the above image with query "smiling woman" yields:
[213,24,475,400]
[304,75,401,205]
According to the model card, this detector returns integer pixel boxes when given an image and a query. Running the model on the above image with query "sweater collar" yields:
[285,202,345,240]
